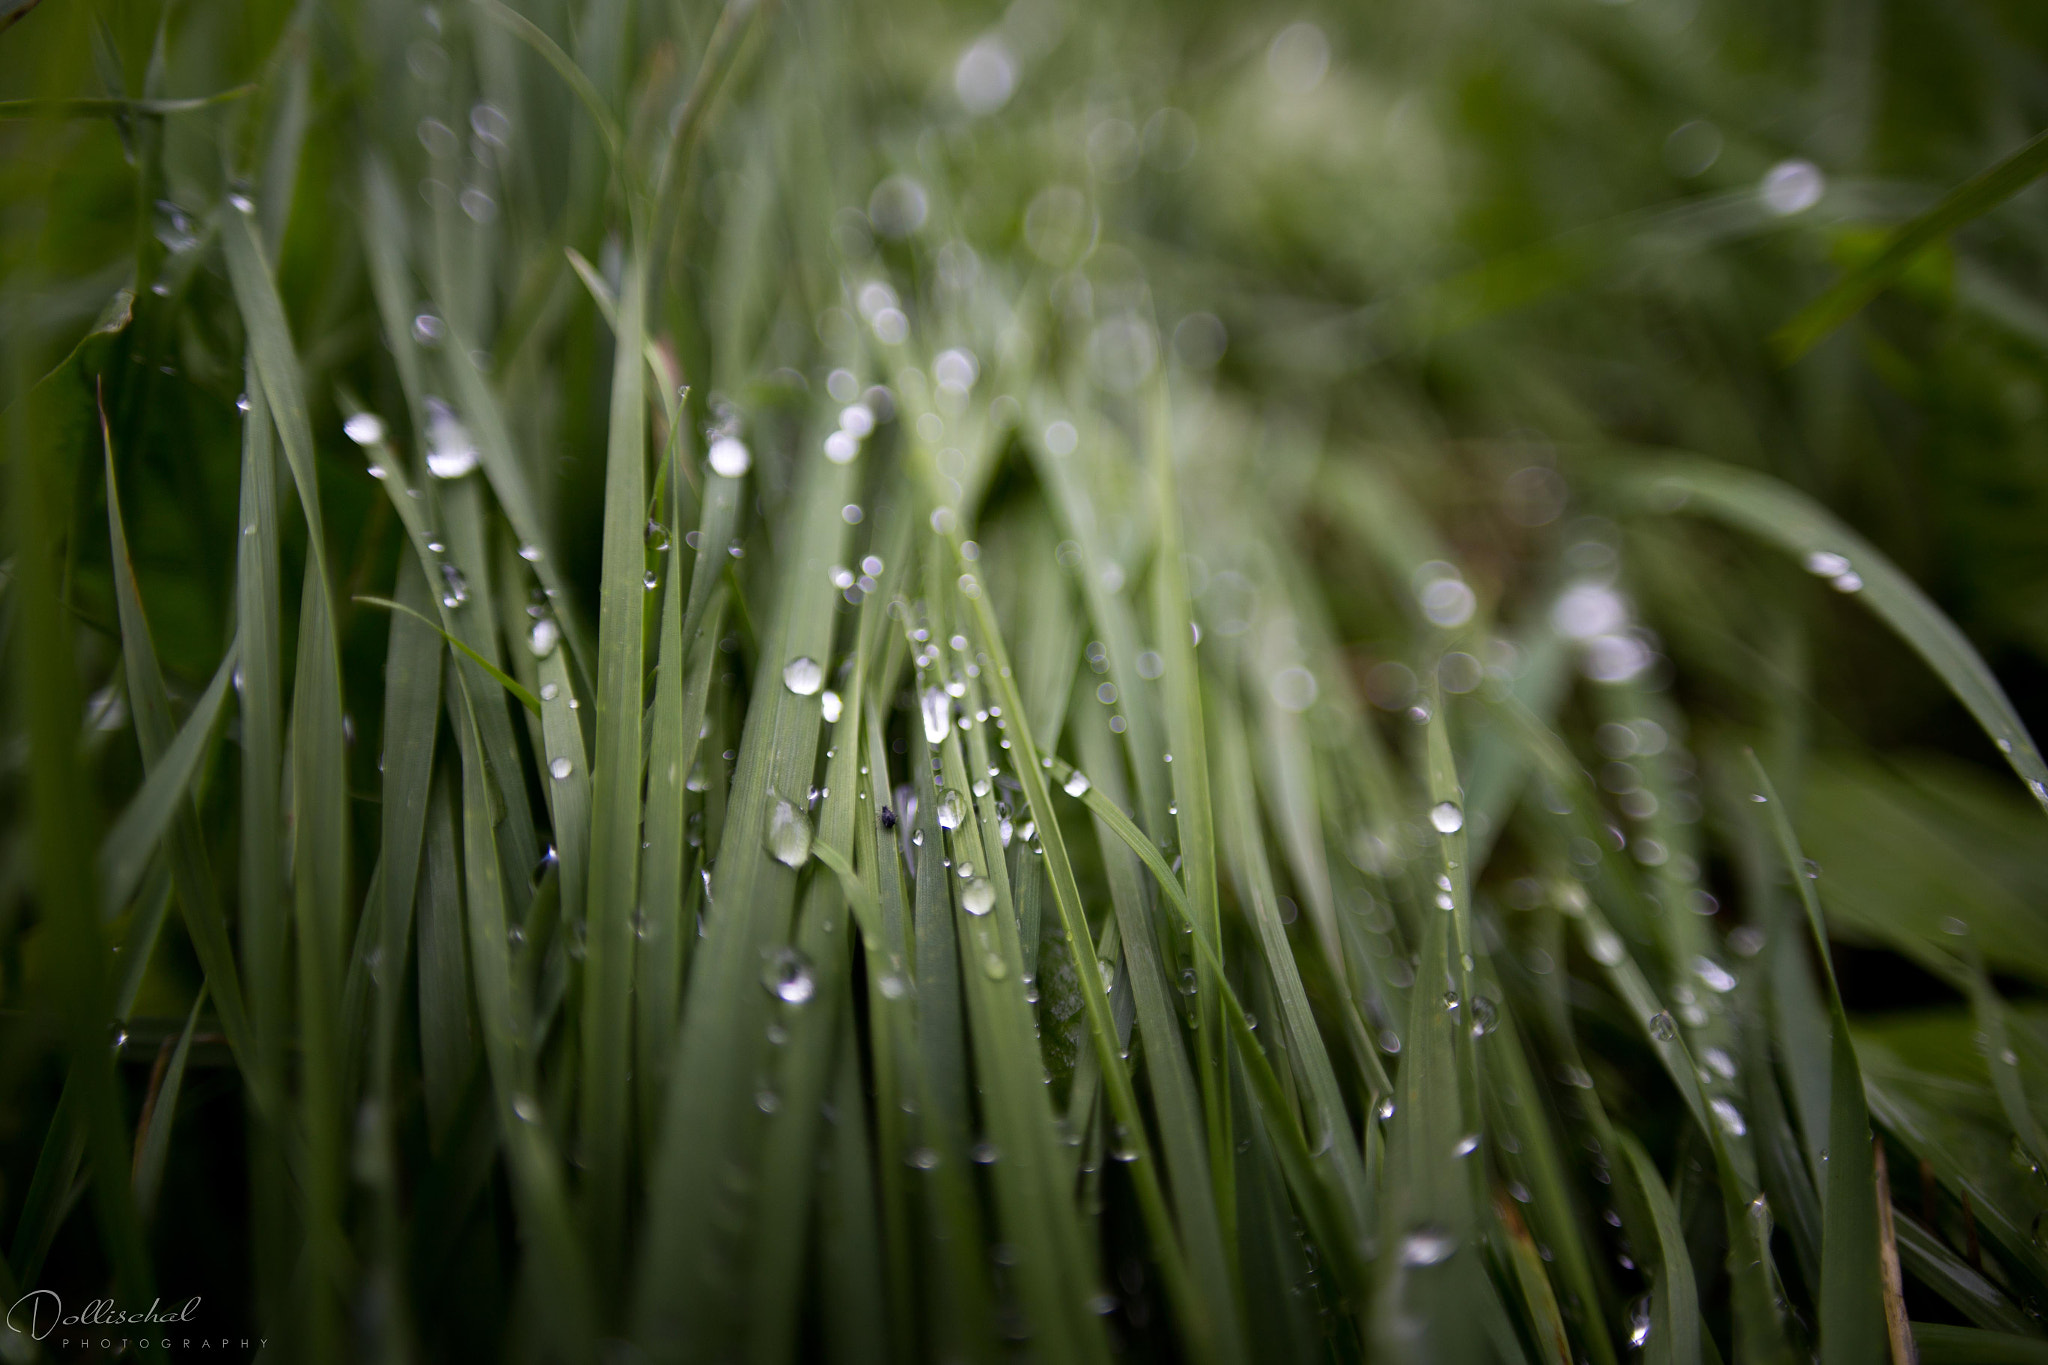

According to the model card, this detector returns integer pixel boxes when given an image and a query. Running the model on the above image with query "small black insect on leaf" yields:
[879,805,897,830]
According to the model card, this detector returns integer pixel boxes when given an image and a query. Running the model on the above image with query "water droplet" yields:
[550,756,573,780]
[919,688,951,744]
[518,542,543,563]
[1588,927,1624,965]
[936,789,968,830]
[344,412,385,446]
[1400,1226,1457,1267]
[971,1140,999,1164]
[878,973,909,1000]
[1429,801,1464,834]
[824,430,860,464]
[439,561,469,608]
[963,879,996,916]
[529,618,560,658]
[1063,770,1092,797]
[819,689,843,724]
[1627,1295,1652,1348]
[982,952,1008,980]
[228,191,256,214]
[539,682,560,702]
[1694,956,1737,993]
[1376,1097,1396,1120]
[424,396,480,478]
[511,1092,541,1123]
[709,436,752,478]
[763,947,817,1003]
[1648,1011,1677,1042]
[646,519,670,553]
[1098,959,1117,993]
[783,656,825,696]
[908,1147,940,1170]
[1710,1096,1747,1137]
[767,795,814,867]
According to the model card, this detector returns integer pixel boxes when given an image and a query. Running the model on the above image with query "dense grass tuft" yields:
[6,0,2048,1360]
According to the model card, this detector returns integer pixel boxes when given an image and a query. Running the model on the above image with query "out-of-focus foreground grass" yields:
[5,0,2048,1360]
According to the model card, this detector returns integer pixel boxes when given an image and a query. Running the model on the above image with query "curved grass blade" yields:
[356,595,540,715]
[95,633,237,920]
[102,412,255,1078]
[1775,127,2048,360]
[1617,1131,1702,1365]
[1608,456,2048,818]
[466,0,624,170]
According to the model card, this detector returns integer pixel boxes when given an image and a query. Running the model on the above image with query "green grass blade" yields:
[1747,754,1888,1365]
[10,341,158,1345]
[232,357,293,1329]
[579,247,648,1289]
[634,411,851,1356]
[224,197,355,1356]
[1617,1130,1702,1365]
[356,595,541,714]
[131,986,205,1222]
[448,667,601,1361]
[1912,1324,2048,1364]
[102,413,255,1076]
[1775,127,2048,359]
[1074,705,1245,1361]
[95,633,236,920]
[1612,456,2048,817]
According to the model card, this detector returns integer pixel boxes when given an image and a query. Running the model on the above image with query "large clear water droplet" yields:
[549,756,572,780]
[763,947,817,1004]
[921,688,951,744]
[424,397,480,478]
[936,788,968,830]
[767,795,813,867]
[344,412,386,446]
[1648,1010,1677,1042]
[1063,770,1092,797]
[963,879,996,916]
[783,656,824,696]
[1429,801,1464,834]
[529,618,559,658]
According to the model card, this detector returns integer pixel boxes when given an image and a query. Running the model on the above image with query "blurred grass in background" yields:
[5,0,2048,1359]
